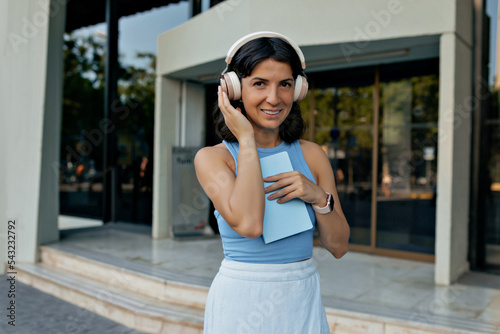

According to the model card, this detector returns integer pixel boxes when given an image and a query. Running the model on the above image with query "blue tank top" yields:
[214,140,317,264]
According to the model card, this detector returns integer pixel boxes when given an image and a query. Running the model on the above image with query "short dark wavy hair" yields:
[213,37,306,143]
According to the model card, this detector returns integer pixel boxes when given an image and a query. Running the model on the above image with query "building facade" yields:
[0,0,497,286]
[153,0,491,285]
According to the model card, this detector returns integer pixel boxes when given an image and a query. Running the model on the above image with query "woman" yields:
[195,31,350,334]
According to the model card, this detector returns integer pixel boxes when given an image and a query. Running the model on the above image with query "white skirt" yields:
[203,258,330,334]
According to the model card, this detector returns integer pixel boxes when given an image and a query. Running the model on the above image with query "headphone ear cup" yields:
[294,75,309,102]
[222,72,241,100]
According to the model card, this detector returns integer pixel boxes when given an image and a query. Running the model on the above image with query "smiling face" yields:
[240,58,295,136]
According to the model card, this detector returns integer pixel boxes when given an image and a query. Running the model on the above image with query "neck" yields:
[253,130,282,149]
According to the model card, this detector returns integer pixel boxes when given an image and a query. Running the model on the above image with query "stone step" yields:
[16,262,204,334]
[39,244,209,310]
[323,296,498,334]
[36,243,499,334]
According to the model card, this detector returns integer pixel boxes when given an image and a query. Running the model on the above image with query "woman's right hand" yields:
[218,83,254,141]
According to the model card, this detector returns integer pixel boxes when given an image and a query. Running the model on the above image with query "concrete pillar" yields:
[0,0,66,272]
[153,78,206,239]
[435,32,473,285]
[152,76,181,239]
[183,82,206,147]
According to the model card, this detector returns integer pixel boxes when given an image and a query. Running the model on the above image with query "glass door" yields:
[485,95,500,267]
[301,71,375,248]
[303,60,439,260]
[376,75,439,255]
[328,86,374,246]
[59,34,105,219]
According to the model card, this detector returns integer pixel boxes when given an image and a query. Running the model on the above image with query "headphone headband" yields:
[225,31,306,70]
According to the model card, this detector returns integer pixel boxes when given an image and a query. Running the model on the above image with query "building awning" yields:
[65,0,186,32]
[156,0,450,82]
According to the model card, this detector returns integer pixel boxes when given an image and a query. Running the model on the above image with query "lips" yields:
[262,109,281,116]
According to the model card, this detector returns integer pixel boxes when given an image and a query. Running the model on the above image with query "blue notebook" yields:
[260,151,313,244]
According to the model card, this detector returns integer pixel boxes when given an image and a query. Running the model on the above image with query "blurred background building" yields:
[0,0,498,288]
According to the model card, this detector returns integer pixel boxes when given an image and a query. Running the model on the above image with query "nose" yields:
[266,86,280,105]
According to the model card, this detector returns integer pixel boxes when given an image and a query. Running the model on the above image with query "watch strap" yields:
[312,192,334,214]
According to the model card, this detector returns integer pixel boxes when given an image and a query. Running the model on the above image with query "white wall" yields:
[157,0,456,77]
[0,0,65,271]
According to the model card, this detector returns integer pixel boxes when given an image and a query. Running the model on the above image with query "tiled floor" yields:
[51,222,500,333]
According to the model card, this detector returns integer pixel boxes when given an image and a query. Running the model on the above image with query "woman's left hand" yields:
[264,171,327,206]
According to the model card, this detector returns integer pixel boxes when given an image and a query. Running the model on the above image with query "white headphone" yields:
[221,31,308,102]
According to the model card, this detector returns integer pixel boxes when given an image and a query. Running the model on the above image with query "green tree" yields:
[61,33,156,172]
[61,33,106,168]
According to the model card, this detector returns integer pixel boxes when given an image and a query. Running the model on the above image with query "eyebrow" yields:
[250,77,294,82]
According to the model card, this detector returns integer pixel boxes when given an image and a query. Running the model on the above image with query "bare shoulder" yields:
[298,139,328,159]
[298,140,331,179]
[194,143,236,174]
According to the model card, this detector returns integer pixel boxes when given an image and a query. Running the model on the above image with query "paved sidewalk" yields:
[0,275,145,334]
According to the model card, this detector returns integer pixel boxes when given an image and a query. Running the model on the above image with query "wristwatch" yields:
[312,192,334,214]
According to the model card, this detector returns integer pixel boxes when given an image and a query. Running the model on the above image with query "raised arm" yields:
[194,88,265,238]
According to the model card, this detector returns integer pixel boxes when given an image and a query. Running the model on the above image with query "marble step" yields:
[39,244,209,310]
[37,244,499,334]
[16,262,204,334]
[323,296,499,334]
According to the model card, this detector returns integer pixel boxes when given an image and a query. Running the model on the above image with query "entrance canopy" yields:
[164,35,440,83]
[156,0,457,82]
